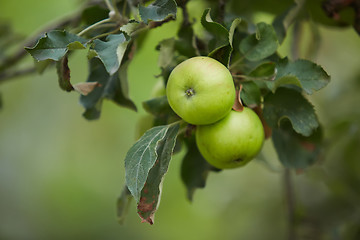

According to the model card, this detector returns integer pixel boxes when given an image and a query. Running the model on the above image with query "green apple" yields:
[196,108,265,169]
[166,56,235,125]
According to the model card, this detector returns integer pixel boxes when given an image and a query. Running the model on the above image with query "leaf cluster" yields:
[3,0,339,225]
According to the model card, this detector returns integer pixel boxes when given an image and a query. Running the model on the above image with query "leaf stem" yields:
[78,18,112,36]
[90,28,120,41]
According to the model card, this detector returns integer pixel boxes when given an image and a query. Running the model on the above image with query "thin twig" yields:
[284,169,296,240]
[0,67,36,84]
[0,12,82,72]
[90,28,120,41]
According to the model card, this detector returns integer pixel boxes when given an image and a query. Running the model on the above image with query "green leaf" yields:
[241,81,261,107]
[103,61,137,110]
[208,18,241,67]
[272,122,323,169]
[271,58,330,95]
[117,186,133,224]
[181,136,215,201]
[137,123,179,224]
[56,56,73,92]
[25,30,87,61]
[263,88,319,137]
[125,123,179,203]
[139,0,177,24]
[80,58,136,120]
[92,33,130,75]
[201,9,229,48]
[239,22,278,61]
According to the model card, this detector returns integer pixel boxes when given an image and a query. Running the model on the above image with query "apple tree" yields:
[1,0,359,237]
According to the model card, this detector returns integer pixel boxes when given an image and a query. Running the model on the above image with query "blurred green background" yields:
[1,0,360,239]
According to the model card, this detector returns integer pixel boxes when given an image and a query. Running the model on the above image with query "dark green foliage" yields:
[15,0,349,228]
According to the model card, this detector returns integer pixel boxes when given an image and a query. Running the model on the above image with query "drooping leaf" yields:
[272,122,323,169]
[56,56,73,92]
[137,123,180,224]
[92,33,130,75]
[117,186,133,224]
[209,18,241,67]
[82,101,102,120]
[270,58,330,95]
[103,61,137,110]
[139,0,177,24]
[125,124,177,202]
[263,87,319,137]
[25,30,87,61]
[80,59,109,119]
[239,22,279,61]
[80,58,136,120]
[181,136,216,201]
[201,9,229,49]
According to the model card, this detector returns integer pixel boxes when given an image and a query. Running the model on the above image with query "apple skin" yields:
[196,108,265,169]
[166,56,235,125]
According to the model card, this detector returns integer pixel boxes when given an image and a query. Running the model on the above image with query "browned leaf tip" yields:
[137,195,156,225]
[232,85,244,112]
[73,82,101,96]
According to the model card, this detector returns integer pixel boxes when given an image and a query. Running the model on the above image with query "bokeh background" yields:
[1,0,360,239]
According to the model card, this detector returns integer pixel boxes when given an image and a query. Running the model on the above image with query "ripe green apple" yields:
[196,108,265,169]
[166,56,235,125]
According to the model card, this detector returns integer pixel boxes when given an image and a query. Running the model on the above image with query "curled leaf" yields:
[232,85,243,112]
